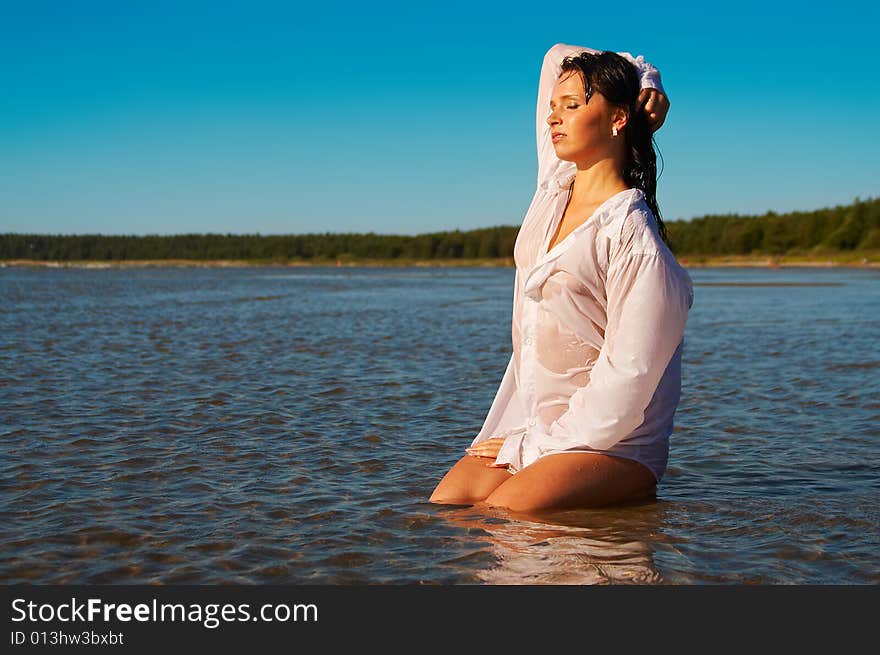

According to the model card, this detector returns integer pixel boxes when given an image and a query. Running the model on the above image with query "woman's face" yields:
[547,71,621,165]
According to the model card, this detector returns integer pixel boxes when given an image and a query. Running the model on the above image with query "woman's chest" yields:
[542,242,609,308]
[545,199,605,254]
[515,224,613,337]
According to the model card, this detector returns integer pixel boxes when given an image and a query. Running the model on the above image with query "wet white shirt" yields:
[470,43,694,482]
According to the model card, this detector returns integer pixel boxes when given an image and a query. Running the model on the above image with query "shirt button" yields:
[525,337,533,346]
[529,418,536,426]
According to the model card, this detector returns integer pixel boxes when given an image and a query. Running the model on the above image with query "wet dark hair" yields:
[559,51,668,245]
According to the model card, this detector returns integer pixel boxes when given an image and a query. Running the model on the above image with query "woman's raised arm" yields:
[535,43,667,191]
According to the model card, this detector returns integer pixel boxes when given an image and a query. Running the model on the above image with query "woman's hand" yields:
[637,88,669,132]
[465,437,509,468]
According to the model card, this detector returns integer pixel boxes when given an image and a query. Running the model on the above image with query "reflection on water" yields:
[436,501,666,585]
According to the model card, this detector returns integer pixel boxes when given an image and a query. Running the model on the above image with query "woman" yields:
[429,43,693,513]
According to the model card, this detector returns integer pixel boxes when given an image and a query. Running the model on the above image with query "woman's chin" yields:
[552,145,577,161]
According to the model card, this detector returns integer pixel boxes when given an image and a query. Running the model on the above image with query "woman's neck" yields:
[570,157,627,206]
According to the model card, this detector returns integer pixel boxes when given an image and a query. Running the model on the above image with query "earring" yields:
[612,126,619,137]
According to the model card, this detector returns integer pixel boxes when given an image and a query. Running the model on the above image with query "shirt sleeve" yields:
[543,237,692,453]
[536,43,665,190]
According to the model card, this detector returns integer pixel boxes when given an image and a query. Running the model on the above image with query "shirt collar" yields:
[539,171,577,194]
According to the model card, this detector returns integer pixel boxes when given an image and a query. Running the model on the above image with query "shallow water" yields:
[1,265,877,584]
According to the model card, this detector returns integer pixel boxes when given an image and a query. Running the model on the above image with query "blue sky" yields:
[1,0,877,236]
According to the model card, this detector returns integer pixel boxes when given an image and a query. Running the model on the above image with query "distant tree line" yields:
[0,227,516,262]
[665,197,880,256]
[2,197,877,262]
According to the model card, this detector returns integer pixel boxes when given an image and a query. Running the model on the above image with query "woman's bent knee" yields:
[429,489,483,505]
[429,455,512,505]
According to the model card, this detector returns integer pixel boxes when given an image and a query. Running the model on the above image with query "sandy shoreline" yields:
[679,256,879,269]
[1,256,878,269]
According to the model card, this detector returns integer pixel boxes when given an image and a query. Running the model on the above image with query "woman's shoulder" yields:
[605,191,693,302]
[602,189,665,257]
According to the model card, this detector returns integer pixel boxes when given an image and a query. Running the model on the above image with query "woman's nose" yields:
[546,110,559,126]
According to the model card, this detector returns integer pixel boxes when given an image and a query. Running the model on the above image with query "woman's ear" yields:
[611,106,629,136]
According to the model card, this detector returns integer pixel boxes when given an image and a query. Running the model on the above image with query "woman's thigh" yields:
[429,455,513,505]
[484,452,656,514]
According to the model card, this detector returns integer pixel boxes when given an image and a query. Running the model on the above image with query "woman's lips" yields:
[552,133,565,143]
